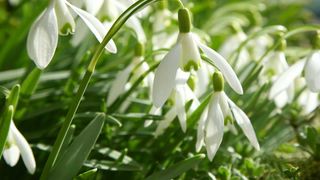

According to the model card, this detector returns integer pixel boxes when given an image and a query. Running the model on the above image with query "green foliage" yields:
[0,0,319,179]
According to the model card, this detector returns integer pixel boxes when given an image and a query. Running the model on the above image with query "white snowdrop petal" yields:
[305,51,320,92]
[126,16,146,43]
[175,86,187,132]
[269,60,305,99]
[175,69,190,85]
[144,106,161,127]
[3,131,20,167]
[298,90,319,114]
[70,19,89,47]
[10,122,36,174]
[85,0,104,15]
[197,42,243,94]
[154,108,177,137]
[27,7,58,69]
[152,44,181,108]
[66,2,117,53]
[205,93,224,161]
[3,145,20,167]
[196,108,208,152]
[229,100,260,151]
[107,66,132,106]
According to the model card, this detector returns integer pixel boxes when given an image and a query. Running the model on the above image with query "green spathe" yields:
[213,72,224,92]
[178,8,191,33]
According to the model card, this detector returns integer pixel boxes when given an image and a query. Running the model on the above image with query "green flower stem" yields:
[284,25,320,39]
[40,0,163,179]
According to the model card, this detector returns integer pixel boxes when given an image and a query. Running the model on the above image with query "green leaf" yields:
[74,168,97,180]
[48,114,105,180]
[0,105,13,158]
[112,113,163,121]
[84,147,143,171]
[20,68,42,98]
[145,154,205,180]
[84,160,142,171]
[188,93,212,127]
[6,84,20,111]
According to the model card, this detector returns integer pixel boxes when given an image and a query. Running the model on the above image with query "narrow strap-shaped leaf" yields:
[74,168,98,180]
[145,154,205,180]
[0,84,20,158]
[20,68,42,99]
[48,114,105,180]
[0,106,14,159]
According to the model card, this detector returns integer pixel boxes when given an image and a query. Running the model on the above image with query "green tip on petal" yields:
[275,33,286,51]
[60,23,74,35]
[178,8,192,33]
[212,71,224,92]
[183,60,199,71]
[135,42,145,57]
[187,75,197,91]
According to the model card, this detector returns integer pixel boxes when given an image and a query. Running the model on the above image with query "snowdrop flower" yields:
[269,50,320,106]
[260,39,293,108]
[107,43,153,107]
[154,70,200,135]
[151,1,177,52]
[27,0,117,69]
[219,24,250,70]
[247,33,273,60]
[296,78,319,115]
[86,0,146,43]
[3,121,36,174]
[196,72,260,161]
[153,8,243,108]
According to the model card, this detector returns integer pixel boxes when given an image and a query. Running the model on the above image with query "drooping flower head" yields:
[196,72,260,161]
[27,0,117,69]
[152,8,243,109]
[3,121,36,174]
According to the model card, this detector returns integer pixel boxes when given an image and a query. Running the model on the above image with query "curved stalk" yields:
[40,0,162,179]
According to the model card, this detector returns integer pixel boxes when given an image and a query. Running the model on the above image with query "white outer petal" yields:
[152,44,181,108]
[70,19,89,47]
[66,2,117,53]
[126,16,146,43]
[144,106,161,127]
[27,6,58,69]
[154,108,177,137]
[298,89,319,115]
[304,51,320,92]
[227,96,260,151]
[269,59,305,99]
[3,131,20,167]
[196,108,208,152]
[197,42,243,94]
[107,66,132,106]
[175,86,187,132]
[205,93,224,161]
[10,122,36,174]
[84,0,104,15]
